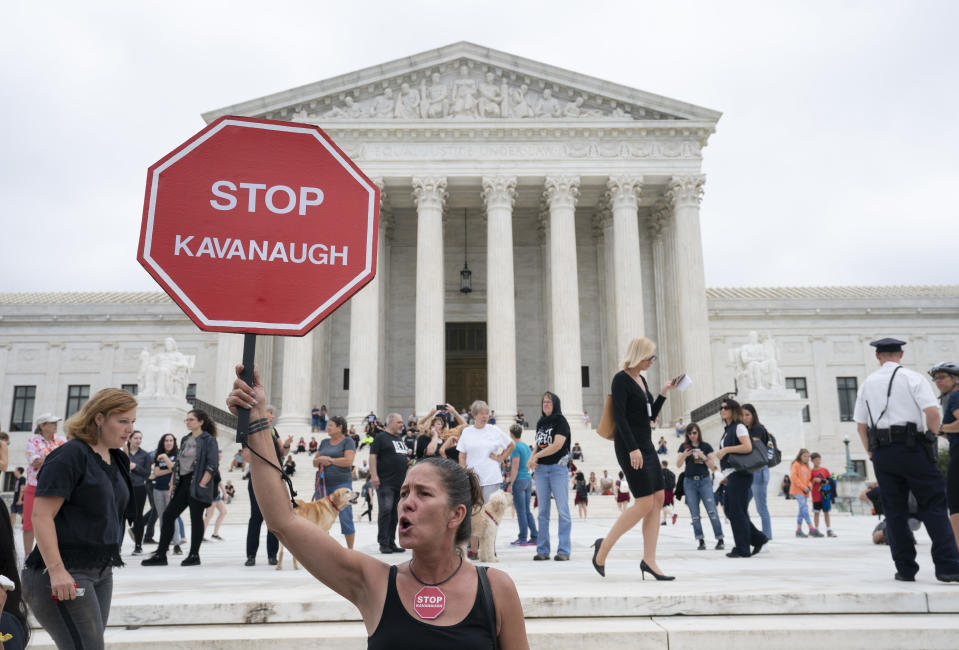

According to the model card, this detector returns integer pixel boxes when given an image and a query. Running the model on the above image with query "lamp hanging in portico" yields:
[460,209,472,294]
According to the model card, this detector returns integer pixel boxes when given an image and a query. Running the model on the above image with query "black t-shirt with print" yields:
[677,441,714,478]
[370,432,409,486]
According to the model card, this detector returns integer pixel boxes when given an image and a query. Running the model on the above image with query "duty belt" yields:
[869,424,919,447]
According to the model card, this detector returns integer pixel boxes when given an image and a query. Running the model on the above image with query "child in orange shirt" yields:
[789,449,824,538]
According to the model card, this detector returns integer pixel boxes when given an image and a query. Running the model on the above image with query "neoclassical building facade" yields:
[199,42,720,430]
[2,44,957,479]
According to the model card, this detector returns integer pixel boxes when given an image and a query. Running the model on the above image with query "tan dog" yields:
[276,487,357,570]
[470,490,509,562]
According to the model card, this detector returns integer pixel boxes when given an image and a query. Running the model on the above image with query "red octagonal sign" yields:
[138,115,379,336]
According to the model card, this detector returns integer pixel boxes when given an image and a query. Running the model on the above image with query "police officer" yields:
[854,338,959,582]
[929,361,959,547]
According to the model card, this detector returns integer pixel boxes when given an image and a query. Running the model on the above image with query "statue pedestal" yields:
[738,388,808,495]
[135,399,192,450]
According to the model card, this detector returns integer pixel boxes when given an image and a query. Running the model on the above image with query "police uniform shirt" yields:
[853,361,938,428]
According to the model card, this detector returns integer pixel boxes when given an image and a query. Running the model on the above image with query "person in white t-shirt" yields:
[457,400,514,557]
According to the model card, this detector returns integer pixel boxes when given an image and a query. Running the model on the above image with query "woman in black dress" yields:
[592,337,678,579]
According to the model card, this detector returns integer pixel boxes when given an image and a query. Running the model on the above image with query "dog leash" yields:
[247,419,298,508]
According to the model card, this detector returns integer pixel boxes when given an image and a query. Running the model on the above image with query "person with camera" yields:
[676,423,724,550]
[417,405,466,460]
[854,338,959,582]
[22,388,135,650]
[715,398,769,558]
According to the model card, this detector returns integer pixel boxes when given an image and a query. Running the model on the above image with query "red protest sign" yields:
[138,115,378,336]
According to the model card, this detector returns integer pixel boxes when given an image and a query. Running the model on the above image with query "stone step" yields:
[26,614,959,649]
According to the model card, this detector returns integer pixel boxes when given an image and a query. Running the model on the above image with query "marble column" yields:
[666,175,714,412]
[543,175,584,421]
[482,176,518,422]
[606,176,646,357]
[214,333,245,406]
[412,177,447,415]
[276,332,313,431]
[347,181,390,429]
[595,200,618,384]
[649,202,679,421]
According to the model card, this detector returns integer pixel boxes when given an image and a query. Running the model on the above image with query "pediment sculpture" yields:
[293,63,677,122]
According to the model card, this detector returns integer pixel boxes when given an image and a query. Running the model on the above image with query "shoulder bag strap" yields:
[476,566,499,650]
[873,365,902,428]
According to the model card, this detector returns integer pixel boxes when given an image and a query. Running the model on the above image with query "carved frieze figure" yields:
[138,337,195,400]
[451,65,478,117]
[535,88,561,118]
[324,96,363,119]
[507,84,534,118]
[420,72,450,119]
[394,83,421,119]
[731,331,785,391]
[477,72,504,118]
[370,88,395,118]
[563,96,585,117]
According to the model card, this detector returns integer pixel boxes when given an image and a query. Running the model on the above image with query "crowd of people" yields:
[3,334,959,648]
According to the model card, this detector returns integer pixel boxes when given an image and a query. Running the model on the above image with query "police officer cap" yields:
[870,337,906,353]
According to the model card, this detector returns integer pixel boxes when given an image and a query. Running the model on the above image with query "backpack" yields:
[765,431,782,468]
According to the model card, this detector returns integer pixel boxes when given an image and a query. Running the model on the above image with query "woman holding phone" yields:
[591,337,678,579]
[675,423,724,550]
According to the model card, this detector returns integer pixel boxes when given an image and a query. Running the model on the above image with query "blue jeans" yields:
[535,463,571,556]
[23,566,113,650]
[511,478,537,542]
[318,480,356,535]
[751,467,772,539]
[683,474,724,541]
[795,493,813,526]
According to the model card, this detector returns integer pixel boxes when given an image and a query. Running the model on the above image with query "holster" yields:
[922,429,938,463]
[867,427,887,451]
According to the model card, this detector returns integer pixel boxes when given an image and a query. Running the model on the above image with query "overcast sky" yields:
[2,1,956,292]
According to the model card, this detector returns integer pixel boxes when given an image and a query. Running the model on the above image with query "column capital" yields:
[666,174,705,208]
[372,178,395,242]
[543,175,580,210]
[537,205,550,243]
[648,201,671,239]
[412,176,448,211]
[605,175,643,211]
[481,175,517,211]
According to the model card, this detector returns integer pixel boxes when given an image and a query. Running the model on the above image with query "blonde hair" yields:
[621,337,656,370]
[65,388,138,445]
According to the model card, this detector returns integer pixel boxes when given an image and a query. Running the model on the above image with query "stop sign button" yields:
[138,115,379,336]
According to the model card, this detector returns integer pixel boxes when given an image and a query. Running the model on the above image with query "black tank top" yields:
[367,565,496,650]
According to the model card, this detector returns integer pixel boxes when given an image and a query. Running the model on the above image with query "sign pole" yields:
[235,333,257,444]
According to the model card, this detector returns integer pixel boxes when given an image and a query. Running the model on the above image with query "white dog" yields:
[470,490,509,562]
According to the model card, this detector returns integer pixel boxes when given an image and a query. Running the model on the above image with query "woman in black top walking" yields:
[142,410,219,567]
[592,337,678,580]
[125,430,151,555]
[228,363,529,649]
[22,388,135,650]
[715,398,769,558]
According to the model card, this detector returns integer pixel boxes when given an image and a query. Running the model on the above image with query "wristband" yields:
[249,418,271,434]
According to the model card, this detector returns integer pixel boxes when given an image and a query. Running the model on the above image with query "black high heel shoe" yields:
[591,538,605,577]
[640,560,675,581]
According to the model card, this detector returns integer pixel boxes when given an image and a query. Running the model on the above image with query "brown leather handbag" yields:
[596,394,616,440]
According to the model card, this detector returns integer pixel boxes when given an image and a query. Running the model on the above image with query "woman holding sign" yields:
[227,363,529,649]
[591,337,679,580]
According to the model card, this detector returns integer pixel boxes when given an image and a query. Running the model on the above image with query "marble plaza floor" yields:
[20,511,959,649]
